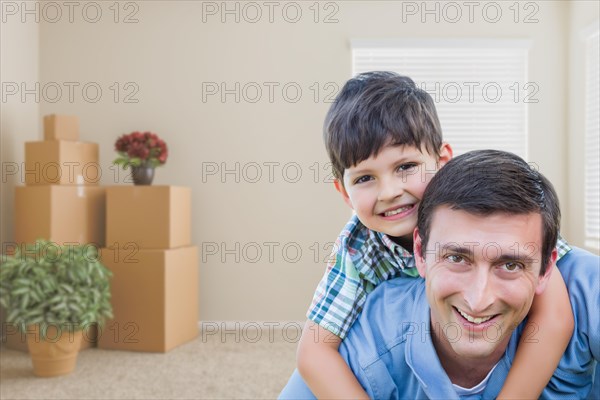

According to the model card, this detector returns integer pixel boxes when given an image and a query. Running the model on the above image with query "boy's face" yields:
[336,143,452,244]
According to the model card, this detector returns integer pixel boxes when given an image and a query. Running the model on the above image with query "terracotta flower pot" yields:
[26,325,83,377]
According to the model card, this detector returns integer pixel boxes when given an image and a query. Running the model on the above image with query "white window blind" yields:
[352,40,530,158]
[584,29,600,250]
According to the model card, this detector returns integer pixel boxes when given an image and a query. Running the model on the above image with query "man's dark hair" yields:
[324,71,443,181]
[416,150,560,274]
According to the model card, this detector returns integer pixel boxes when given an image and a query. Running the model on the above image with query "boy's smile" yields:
[336,143,452,246]
[380,203,417,220]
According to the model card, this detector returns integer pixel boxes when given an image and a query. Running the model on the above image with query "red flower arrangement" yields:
[113,131,168,169]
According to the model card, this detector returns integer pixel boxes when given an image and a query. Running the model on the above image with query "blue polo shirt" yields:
[279,247,600,399]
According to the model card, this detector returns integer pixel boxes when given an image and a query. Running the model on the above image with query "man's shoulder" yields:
[337,277,430,398]
[363,277,424,317]
[557,246,600,286]
[558,246,599,266]
[340,277,425,362]
[545,246,600,398]
[556,246,599,335]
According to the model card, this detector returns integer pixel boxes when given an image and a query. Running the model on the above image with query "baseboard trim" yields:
[198,320,305,331]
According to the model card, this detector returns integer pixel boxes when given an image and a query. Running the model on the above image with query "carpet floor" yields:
[0,328,298,399]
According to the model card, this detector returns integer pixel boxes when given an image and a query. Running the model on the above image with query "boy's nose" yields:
[377,179,404,202]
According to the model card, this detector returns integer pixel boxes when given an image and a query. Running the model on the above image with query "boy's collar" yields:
[375,231,412,257]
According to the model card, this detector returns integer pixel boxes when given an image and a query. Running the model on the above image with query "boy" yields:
[295,72,574,399]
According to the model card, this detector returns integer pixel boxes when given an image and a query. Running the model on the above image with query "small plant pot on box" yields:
[27,324,83,377]
[131,163,155,185]
[113,131,168,185]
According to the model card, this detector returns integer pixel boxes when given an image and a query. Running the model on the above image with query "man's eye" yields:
[354,175,373,184]
[397,163,418,172]
[445,254,465,263]
[501,262,523,272]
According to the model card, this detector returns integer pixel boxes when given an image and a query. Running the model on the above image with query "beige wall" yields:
[2,1,581,320]
[567,1,599,253]
[1,7,40,246]
[0,3,40,327]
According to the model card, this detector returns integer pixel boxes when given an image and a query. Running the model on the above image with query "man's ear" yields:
[413,228,426,278]
[535,248,558,295]
[334,179,354,210]
[438,142,453,168]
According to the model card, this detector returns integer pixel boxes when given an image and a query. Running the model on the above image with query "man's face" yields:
[414,207,555,361]
[336,143,451,244]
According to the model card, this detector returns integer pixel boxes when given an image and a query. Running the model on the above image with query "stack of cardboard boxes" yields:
[98,186,199,352]
[5,115,105,351]
[4,116,199,354]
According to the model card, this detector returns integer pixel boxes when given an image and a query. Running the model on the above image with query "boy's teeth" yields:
[384,205,412,217]
[458,309,493,324]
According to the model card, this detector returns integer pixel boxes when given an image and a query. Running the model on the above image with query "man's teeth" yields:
[384,205,412,217]
[458,309,493,324]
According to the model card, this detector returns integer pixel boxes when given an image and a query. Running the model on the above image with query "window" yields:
[352,40,531,158]
[584,29,600,250]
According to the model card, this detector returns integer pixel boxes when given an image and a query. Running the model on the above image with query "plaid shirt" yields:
[307,214,572,339]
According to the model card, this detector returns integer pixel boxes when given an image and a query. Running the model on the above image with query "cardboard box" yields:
[97,246,199,352]
[106,186,191,249]
[25,141,99,185]
[43,114,79,141]
[14,185,106,247]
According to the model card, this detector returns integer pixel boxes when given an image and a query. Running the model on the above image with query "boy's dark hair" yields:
[324,71,443,181]
[416,150,560,274]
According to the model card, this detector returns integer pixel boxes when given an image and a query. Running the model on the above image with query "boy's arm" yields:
[497,265,574,399]
[297,320,370,400]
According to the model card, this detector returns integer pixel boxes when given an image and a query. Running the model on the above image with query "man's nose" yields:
[377,177,404,202]
[464,267,495,314]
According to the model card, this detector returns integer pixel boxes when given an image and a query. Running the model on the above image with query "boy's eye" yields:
[354,175,373,184]
[397,163,418,172]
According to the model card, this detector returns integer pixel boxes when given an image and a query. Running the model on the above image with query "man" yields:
[280,150,600,399]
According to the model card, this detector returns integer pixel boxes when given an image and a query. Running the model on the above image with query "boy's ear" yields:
[438,142,453,168]
[413,228,426,278]
[334,179,354,210]
[535,248,558,295]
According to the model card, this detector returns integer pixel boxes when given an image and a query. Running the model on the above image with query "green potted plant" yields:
[113,131,168,185]
[0,240,113,377]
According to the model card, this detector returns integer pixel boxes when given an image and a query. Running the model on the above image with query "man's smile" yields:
[454,307,497,325]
